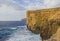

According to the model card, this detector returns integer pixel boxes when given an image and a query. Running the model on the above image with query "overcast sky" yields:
[0,0,60,21]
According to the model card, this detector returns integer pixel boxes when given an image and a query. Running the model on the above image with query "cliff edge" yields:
[27,7,60,41]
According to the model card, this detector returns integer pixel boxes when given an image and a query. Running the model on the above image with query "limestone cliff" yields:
[27,7,60,41]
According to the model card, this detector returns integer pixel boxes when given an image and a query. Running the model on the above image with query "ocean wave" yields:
[6,26,42,41]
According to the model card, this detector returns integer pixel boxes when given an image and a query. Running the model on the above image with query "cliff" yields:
[27,7,60,41]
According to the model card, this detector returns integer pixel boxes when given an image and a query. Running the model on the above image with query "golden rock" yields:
[27,7,60,41]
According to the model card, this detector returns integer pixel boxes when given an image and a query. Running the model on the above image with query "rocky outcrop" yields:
[27,7,60,41]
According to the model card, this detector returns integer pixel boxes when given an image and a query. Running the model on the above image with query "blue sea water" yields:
[0,26,42,41]
[0,27,18,41]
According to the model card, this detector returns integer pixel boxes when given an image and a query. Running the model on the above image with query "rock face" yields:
[27,7,60,41]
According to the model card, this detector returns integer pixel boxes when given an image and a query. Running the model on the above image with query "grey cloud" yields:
[0,0,26,10]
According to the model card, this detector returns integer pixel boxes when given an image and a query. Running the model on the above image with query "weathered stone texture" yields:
[27,7,60,41]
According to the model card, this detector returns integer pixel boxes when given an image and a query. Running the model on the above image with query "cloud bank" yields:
[0,0,60,21]
[25,0,60,10]
[0,0,26,21]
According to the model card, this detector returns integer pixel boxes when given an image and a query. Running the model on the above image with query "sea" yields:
[0,26,42,41]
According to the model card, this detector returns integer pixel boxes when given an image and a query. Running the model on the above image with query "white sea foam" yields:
[6,26,42,41]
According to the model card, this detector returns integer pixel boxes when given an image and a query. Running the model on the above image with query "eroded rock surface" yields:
[27,7,60,41]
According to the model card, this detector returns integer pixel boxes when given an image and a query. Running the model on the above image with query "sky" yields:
[0,0,60,21]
